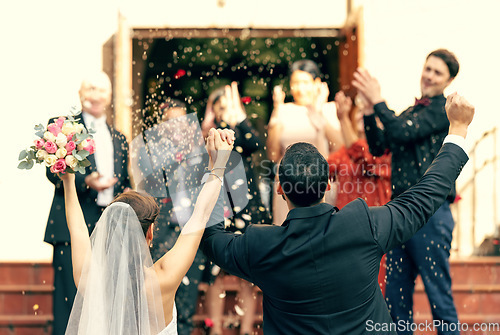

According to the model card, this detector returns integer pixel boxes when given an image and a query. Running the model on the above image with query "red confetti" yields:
[174,69,186,79]
[241,96,252,104]
[175,152,183,162]
[204,318,214,328]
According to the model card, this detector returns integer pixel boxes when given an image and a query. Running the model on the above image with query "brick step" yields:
[413,284,500,315]
[0,285,53,316]
[0,263,52,286]
[191,314,264,335]
[0,315,52,335]
[448,257,500,285]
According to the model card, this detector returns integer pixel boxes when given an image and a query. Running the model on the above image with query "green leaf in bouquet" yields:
[78,150,90,159]
[34,124,45,131]
[18,150,28,160]
[35,130,45,138]
[18,159,34,170]
[30,146,37,150]
[88,128,96,135]
[27,150,36,161]
[76,166,86,174]
[80,159,91,168]
[75,133,87,142]
[74,150,89,161]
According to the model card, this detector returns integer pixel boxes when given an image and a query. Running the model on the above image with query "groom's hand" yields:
[445,92,475,138]
[215,128,235,150]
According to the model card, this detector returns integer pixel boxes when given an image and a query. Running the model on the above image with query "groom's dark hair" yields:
[111,191,159,236]
[278,142,329,207]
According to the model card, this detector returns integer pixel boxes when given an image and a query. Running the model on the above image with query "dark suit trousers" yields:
[386,202,459,335]
[52,244,77,335]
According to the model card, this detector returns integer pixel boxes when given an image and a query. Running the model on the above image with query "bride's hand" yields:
[58,171,75,185]
[214,128,234,166]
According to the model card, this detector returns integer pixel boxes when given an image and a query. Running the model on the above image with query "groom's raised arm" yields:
[368,93,474,253]
[200,190,253,282]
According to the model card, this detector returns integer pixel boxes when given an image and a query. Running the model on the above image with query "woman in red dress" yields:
[328,91,391,295]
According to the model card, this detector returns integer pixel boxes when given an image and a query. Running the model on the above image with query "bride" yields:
[60,128,234,335]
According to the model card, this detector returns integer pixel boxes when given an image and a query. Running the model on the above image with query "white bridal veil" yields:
[65,202,165,335]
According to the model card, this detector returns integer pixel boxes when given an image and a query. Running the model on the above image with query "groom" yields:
[201,93,473,334]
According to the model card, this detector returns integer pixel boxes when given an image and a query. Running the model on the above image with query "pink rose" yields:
[55,117,66,128]
[66,132,75,141]
[83,138,96,155]
[65,141,76,152]
[47,123,61,136]
[34,138,45,150]
[50,159,67,173]
[44,141,57,154]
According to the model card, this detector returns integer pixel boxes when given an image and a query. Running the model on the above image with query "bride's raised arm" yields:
[154,128,234,292]
[60,172,90,287]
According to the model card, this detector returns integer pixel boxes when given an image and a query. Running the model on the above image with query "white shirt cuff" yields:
[443,135,468,157]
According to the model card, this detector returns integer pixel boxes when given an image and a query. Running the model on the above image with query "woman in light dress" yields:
[60,128,234,335]
[266,59,343,225]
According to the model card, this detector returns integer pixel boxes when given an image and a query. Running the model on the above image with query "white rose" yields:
[56,147,67,159]
[65,155,78,169]
[36,150,48,161]
[75,123,85,134]
[61,122,76,136]
[55,133,67,147]
[77,139,88,151]
[44,154,57,167]
[43,131,56,142]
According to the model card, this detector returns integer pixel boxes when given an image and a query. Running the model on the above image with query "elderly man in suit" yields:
[201,93,473,335]
[44,72,131,335]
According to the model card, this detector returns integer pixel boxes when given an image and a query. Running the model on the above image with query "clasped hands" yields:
[205,128,235,167]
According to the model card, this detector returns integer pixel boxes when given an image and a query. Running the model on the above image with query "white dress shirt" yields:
[83,112,115,206]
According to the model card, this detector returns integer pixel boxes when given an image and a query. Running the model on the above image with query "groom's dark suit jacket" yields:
[201,143,468,334]
[44,115,131,244]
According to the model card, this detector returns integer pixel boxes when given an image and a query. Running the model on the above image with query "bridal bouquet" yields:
[18,111,95,174]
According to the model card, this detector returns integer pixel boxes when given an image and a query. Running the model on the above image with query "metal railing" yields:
[454,127,499,255]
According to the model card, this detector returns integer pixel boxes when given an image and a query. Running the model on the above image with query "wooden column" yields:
[338,7,362,99]
[114,12,133,142]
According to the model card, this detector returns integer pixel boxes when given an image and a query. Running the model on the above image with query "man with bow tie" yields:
[352,49,461,335]
[44,72,131,335]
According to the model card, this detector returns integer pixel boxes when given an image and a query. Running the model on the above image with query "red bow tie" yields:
[414,97,431,107]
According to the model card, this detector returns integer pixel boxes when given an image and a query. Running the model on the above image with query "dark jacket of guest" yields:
[44,115,130,244]
[363,94,456,201]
